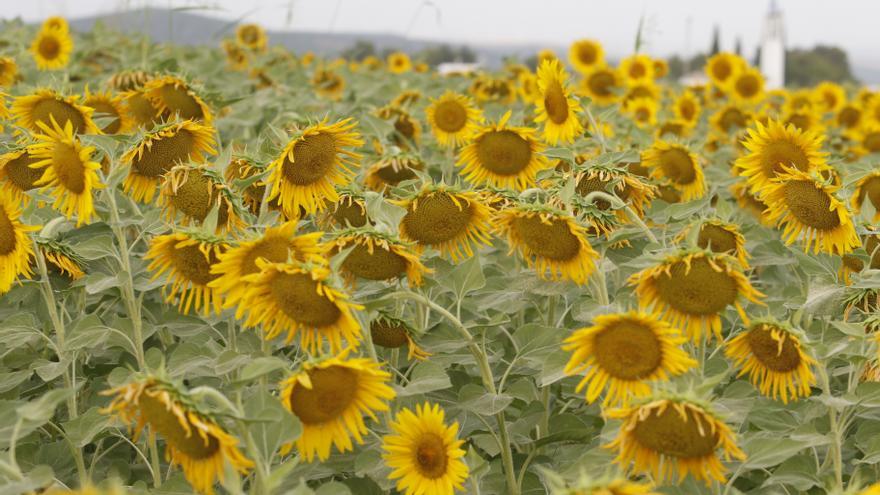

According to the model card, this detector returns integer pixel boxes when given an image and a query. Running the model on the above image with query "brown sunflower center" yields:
[735,75,760,98]
[414,433,449,479]
[711,60,732,81]
[475,130,532,176]
[332,199,367,227]
[698,223,738,254]
[656,148,696,185]
[340,242,408,281]
[679,100,696,121]
[270,271,341,326]
[31,98,87,134]
[745,325,803,372]
[782,180,840,230]
[838,106,861,128]
[374,161,419,185]
[862,176,880,209]
[653,256,739,316]
[632,405,719,458]
[240,26,260,45]
[786,113,811,132]
[578,44,598,65]
[634,107,651,123]
[52,142,87,194]
[719,108,746,131]
[863,132,880,153]
[659,122,686,137]
[657,185,682,203]
[3,152,44,192]
[86,99,122,134]
[0,206,16,255]
[370,319,409,348]
[170,243,218,285]
[433,100,468,133]
[593,319,662,380]
[138,392,220,460]
[284,132,337,185]
[126,92,159,127]
[168,172,214,221]
[289,365,358,424]
[628,63,647,79]
[241,238,290,276]
[588,70,616,98]
[759,139,810,177]
[132,129,196,178]
[156,84,206,121]
[543,80,570,124]
[403,193,472,245]
[511,215,581,261]
[38,36,61,59]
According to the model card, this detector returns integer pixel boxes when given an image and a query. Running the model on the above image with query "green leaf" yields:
[244,388,301,463]
[458,384,513,416]
[398,361,452,397]
[17,388,73,424]
[315,482,352,495]
[63,407,109,447]
[233,356,288,385]
[742,435,825,469]
[66,314,113,351]
[442,254,486,299]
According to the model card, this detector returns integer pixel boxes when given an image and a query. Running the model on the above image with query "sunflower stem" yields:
[818,365,844,490]
[584,106,607,154]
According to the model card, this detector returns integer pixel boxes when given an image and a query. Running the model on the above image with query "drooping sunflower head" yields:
[577,64,622,106]
[121,89,161,129]
[222,39,249,70]
[471,76,517,104]
[494,204,598,285]
[457,110,549,190]
[620,54,655,84]
[312,68,346,101]
[705,52,745,87]
[143,75,213,125]
[849,121,880,157]
[623,97,659,128]
[318,188,370,229]
[734,119,828,195]
[571,164,656,221]
[812,81,846,113]
[568,39,605,73]
[391,90,423,108]
[535,58,584,144]
[376,105,422,150]
[397,183,493,262]
[550,473,660,495]
[0,189,39,294]
[725,319,817,403]
[235,23,267,51]
[762,165,860,255]
[224,157,268,213]
[710,103,751,136]
[0,147,47,204]
[101,375,253,494]
[0,57,19,87]
[145,230,228,316]
[641,140,705,201]
[677,219,750,268]
[27,117,104,226]
[370,313,431,361]
[673,90,702,124]
[387,51,412,74]
[363,153,424,191]
[267,118,363,217]
[382,402,469,495]
[425,91,483,148]
[159,164,244,232]
[108,70,154,92]
[280,350,395,462]
[325,227,430,287]
[606,396,745,485]
[12,89,99,135]
[84,88,133,135]
[728,67,765,105]
[852,170,880,221]
[237,259,362,352]
[563,311,696,407]
[629,249,765,343]
[31,27,73,71]
[38,238,86,280]
[121,120,217,203]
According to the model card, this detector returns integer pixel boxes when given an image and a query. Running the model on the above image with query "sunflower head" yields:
[812,81,846,113]
[571,164,656,220]
[312,68,345,101]
[370,313,430,361]
[108,70,154,92]
[121,89,161,129]
[0,189,39,294]
[577,64,622,106]
[31,27,73,71]
[364,153,424,191]
[673,90,702,124]
[0,57,19,87]
[853,171,880,221]
[84,88,133,135]
[783,107,824,134]
[549,472,660,495]
[620,54,655,84]
[143,75,213,125]
[425,91,483,148]
[623,96,658,128]
[850,121,880,157]
[387,52,412,74]
[12,89,99,135]
[728,67,765,104]
[735,119,828,195]
[705,52,745,86]
[325,227,430,287]
[568,39,605,73]
[222,39,249,70]
[678,219,750,268]
[710,103,751,135]
[622,81,660,106]
[377,106,421,150]
[236,23,267,51]
[0,147,47,203]
[38,238,86,280]
[641,140,705,201]
[535,58,584,144]
[224,157,268,213]
[159,164,244,232]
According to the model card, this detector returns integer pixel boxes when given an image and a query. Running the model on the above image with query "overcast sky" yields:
[7,0,880,69]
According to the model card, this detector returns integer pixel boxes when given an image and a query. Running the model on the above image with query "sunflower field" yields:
[2,13,880,495]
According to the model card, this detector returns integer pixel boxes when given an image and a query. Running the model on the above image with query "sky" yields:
[6,0,880,70]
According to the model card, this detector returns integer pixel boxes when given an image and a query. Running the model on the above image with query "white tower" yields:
[760,0,786,89]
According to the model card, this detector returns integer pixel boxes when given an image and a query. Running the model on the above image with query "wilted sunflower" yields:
[280,350,395,462]
[735,119,827,195]
[569,39,605,73]
[572,165,655,220]
[83,88,132,135]
[159,165,243,232]
[620,54,655,84]
[0,189,38,294]
[312,68,345,101]
[709,104,751,136]
[121,89,160,129]
[535,59,584,144]
[673,90,702,124]
[728,67,764,104]
[387,52,412,74]
[762,165,860,255]
[12,89,99,135]
[494,205,598,285]
[108,70,153,92]
[237,260,362,352]
[623,97,658,128]
[27,118,104,225]
[371,313,431,361]
[31,27,73,70]
[320,189,370,228]
[101,375,253,495]
[458,110,549,190]
[235,23,267,51]
[143,76,213,125]
[629,250,764,343]
[145,231,228,316]
[267,118,363,217]
[396,184,493,262]
[382,402,469,495]
[577,64,622,106]
[121,120,217,203]
[606,396,745,485]
[563,311,696,407]
[725,320,817,403]
[678,219,750,268]
[705,52,743,87]
[364,153,424,191]
[0,57,18,87]
[38,239,86,280]
[641,141,705,201]
[377,106,422,150]
[841,234,880,281]
[425,91,482,148]
[0,147,46,203]
[812,81,846,113]
[326,228,429,287]
[852,170,880,221]
[222,39,249,70]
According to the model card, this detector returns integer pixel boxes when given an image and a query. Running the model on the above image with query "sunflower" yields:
[841,234,880,279]
[159,164,244,232]
[728,67,765,105]
[31,27,73,70]
[101,375,253,495]
[312,68,345,101]
[392,90,423,108]
[679,219,750,268]
[853,170,880,221]
[709,104,751,136]
[534,59,584,144]
[0,57,18,87]
[725,320,817,403]
[623,97,659,128]
[326,228,429,286]
[653,58,669,78]
[673,90,702,125]
[705,53,744,87]
[762,165,860,255]
[641,141,705,201]
[377,106,422,150]
[300,51,316,67]
[84,88,133,134]
[517,72,541,104]
[12,89,99,135]
[224,157,268,213]
[143,76,213,125]
[572,165,656,220]
[732,182,773,226]
[280,349,395,462]
[222,40,248,70]
[396,184,493,262]
[122,89,161,129]
[121,120,217,203]
[108,70,153,92]
[145,231,228,316]
[387,52,412,74]
[235,23,267,51]
[494,204,598,285]
[364,153,424,191]
[629,250,764,343]
[457,111,549,190]
[371,313,431,361]
[782,107,824,134]
[553,474,660,495]
[0,148,46,203]
[320,189,369,228]
[472,76,517,105]
[606,397,745,485]
[656,119,693,139]
[267,118,363,217]
[577,64,622,106]
[0,190,38,294]
[835,103,863,131]
[237,260,362,352]
[27,118,104,226]
[620,54,655,84]
[425,91,483,148]
[569,39,605,73]
[850,121,880,157]
[813,81,846,113]
[38,239,86,280]
[562,312,696,407]
[383,402,469,495]
[622,81,660,105]
[734,119,828,195]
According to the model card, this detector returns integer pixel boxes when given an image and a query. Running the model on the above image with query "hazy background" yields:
[4,0,879,83]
